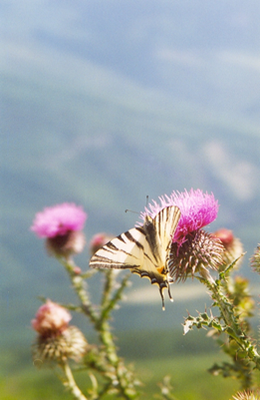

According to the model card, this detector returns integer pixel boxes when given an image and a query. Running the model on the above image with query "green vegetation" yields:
[0,342,240,400]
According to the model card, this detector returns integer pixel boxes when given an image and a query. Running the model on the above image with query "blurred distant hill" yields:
[1,0,260,350]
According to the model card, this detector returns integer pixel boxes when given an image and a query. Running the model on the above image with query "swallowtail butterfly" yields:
[89,206,181,309]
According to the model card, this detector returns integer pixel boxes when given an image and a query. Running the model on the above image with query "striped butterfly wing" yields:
[89,206,181,309]
[151,205,181,267]
[89,226,149,271]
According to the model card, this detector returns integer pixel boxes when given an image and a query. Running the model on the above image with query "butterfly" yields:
[89,206,181,309]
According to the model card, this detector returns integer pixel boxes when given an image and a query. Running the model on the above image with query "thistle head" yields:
[31,300,72,337]
[168,229,223,282]
[32,301,87,363]
[31,203,87,258]
[144,189,223,282]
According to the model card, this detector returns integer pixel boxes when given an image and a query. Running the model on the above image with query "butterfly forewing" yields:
[153,206,181,253]
[89,205,181,308]
[90,227,146,270]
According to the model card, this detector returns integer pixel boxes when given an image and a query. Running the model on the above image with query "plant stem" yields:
[95,272,139,399]
[62,259,138,399]
[61,361,88,400]
[209,279,260,369]
[61,257,98,324]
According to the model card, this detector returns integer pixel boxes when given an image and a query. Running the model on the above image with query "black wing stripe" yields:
[168,207,181,241]
[105,242,120,251]
[90,257,140,270]
[102,245,139,259]
[135,226,146,235]
[158,208,163,238]
[116,234,127,243]
[124,230,145,250]
[143,251,158,267]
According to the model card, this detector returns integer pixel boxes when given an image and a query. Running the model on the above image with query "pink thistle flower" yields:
[31,300,72,337]
[143,189,223,282]
[31,203,87,257]
[170,189,219,245]
[31,203,87,238]
[144,189,219,246]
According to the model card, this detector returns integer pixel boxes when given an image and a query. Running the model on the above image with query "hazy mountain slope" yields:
[1,0,260,352]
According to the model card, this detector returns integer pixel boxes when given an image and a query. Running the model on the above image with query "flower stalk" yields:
[60,256,98,324]
[61,257,139,399]
[61,361,88,400]
[209,278,260,369]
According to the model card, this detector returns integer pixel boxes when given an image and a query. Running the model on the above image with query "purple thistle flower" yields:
[31,203,87,238]
[143,189,219,246]
[143,189,223,282]
[170,189,219,246]
[31,203,87,257]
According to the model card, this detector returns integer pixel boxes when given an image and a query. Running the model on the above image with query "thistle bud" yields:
[89,232,113,255]
[213,228,243,270]
[46,230,85,258]
[168,229,224,282]
[32,301,87,364]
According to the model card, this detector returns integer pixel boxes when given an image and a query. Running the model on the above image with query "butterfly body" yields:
[89,206,181,309]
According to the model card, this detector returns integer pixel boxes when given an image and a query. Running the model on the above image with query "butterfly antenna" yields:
[146,195,149,207]
[125,209,139,215]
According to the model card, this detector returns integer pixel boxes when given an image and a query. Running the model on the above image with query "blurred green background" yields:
[2,1,260,398]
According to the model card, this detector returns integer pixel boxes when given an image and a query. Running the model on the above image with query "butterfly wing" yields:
[152,205,181,269]
[89,226,146,271]
[89,205,181,309]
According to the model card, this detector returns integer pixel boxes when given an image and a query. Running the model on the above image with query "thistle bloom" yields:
[31,203,87,257]
[144,189,218,246]
[32,301,87,363]
[31,203,87,238]
[32,300,72,337]
[143,189,223,282]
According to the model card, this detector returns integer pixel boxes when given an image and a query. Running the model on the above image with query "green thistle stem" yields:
[61,258,138,399]
[61,257,98,324]
[207,276,260,369]
[95,271,138,399]
[61,361,88,400]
